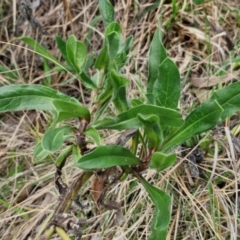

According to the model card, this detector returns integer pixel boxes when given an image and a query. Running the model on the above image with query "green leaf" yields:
[76,145,140,170]
[211,81,240,121]
[131,99,143,107]
[52,99,90,123]
[84,127,103,146]
[110,70,129,112]
[153,58,180,109]
[42,126,74,152]
[55,35,73,67]
[55,145,73,167]
[0,84,90,123]
[193,0,205,4]
[79,71,97,89]
[162,100,223,151]
[99,0,114,26]
[0,84,73,111]
[72,145,82,163]
[147,28,167,95]
[82,54,95,72]
[105,22,122,35]
[146,93,155,105]
[95,44,109,70]
[162,82,240,151]
[106,31,121,62]
[55,35,67,61]
[93,104,183,130]
[104,23,123,68]
[105,22,125,69]
[150,152,176,171]
[34,142,50,160]
[21,37,61,65]
[66,35,87,73]
[54,64,75,73]
[149,211,168,240]
[138,175,171,232]
[137,114,163,149]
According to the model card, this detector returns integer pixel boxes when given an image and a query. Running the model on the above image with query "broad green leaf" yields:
[131,99,143,107]
[79,71,97,89]
[91,71,100,87]
[162,82,240,151]
[99,0,114,26]
[147,28,167,94]
[52,99,90,123]
[66,35,87,73]
[105,22,122,35]
[93,104,183,130]
[110,70,129,112]
[106,31,120,62]
[82,54,95,72]
[146,93,155,105]
[76,145,140,170]
[162,100,223,151]
[0,84,90,122]
[95,44,109,70]
[137,114,163,149]
[84,127,103,146]
[105,23,129,70]
[42,126,74,152]
[21,37,61,65]
[0,84,75,111]
[149,211,168,240]
[211,81,240,121]
[34,142,50,160]
[55,145,73,167]
[105,23,123,68]
[138,175,171,231]
[153,58,180,109]
[150,152,176,171]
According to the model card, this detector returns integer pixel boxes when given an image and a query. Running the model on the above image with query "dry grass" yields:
[0,0,240,239]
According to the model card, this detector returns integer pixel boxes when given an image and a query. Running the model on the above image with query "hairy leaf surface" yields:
[99,0,114,26]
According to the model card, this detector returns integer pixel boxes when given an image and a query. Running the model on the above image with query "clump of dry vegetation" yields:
[0,0,239,239]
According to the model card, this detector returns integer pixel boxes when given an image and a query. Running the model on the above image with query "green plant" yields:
[1,0,240,239]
